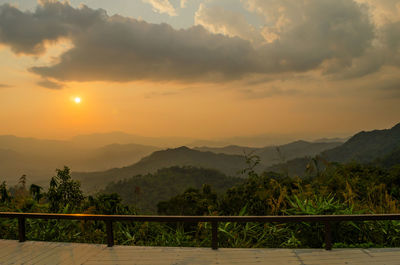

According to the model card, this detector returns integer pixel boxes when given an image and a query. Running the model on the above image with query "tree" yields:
[0,181,10,203]
[47,166,84,212]
[29,184,43,202]
[157,184,218,215]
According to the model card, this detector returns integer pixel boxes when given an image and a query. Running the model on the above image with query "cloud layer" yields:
[142,0,177,16]
[0,0,399,87]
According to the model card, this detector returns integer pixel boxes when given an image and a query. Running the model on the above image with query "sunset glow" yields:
[0,0,398,141]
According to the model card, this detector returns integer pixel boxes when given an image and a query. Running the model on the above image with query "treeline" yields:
[1,159,400,248]
[103,166,243,213]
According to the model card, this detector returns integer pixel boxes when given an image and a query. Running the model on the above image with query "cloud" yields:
[194,3,265,45]
[0,1,106,55]
[37,79,64,89]
[0,0,399,87]
[355,0,400,25]
[180,0,188,8]
[246,0,374,72]
[383,21,400,67]
[29,20,259,83]
[142,0,177,16]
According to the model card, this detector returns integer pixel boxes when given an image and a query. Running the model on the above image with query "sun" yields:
[74,97,81,104]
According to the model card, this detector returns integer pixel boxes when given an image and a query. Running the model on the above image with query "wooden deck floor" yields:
[1,240,400,265]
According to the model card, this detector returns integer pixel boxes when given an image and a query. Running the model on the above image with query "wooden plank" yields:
[30,243,93,265]
[0,241,57,263]
[1,242,46,264]
[0,240,21,258]
[57,244,106,265]
[10,242,64,265]
[3,239,400,265]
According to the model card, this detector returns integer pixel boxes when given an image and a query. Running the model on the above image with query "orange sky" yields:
[0,0,399,141]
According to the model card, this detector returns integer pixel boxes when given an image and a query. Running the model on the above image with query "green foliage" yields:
[75,146,249,192]
[29,184,43,202]
[103,166,243,213]
[3,160,400,249]
[47,166,84,212]
[85,193,134,215]
[157,184,218,215]
[0,181,10,203]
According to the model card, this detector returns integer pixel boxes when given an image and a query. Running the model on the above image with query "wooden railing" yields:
[2,212,400,250]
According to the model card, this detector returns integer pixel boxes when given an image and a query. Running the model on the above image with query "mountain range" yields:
[195,140,342,167]
[267,123,400,176]
[0,132,344,185]
[1,123,399,190]
[0,135,159,184]
[73,146,248,192]
[74,141,343,192]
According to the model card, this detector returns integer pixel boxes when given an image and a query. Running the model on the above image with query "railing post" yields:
[106,220,114,247]
[324,221,332,250]
[18,216,26,242]
[211,221,218,250]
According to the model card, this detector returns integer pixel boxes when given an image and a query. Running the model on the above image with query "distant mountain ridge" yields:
[0,132,346,185]
[74,140,343,192]
[322,123,400,163]
[0,135,160,184]
[195,140,342,167]
[70,132,197,148]
[73,146,248,192]
[267,123,400,176]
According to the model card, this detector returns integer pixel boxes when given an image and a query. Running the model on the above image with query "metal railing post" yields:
[324,221,332,250]
[106,220,114,247]
[211,221,218,250]
[18,216,26,242]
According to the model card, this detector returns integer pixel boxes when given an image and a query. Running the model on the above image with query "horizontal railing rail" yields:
[2,212,400,250]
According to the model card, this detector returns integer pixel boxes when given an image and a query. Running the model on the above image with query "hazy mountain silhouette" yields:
[73,141,342,192]
[313,137,349,143]
[73,146,249,192]
[267,123,400,176]
[195,140,342,167]
[322,123,400,163]
[70,132,196,148]
[0,132,345,185]
[0,135,159,184]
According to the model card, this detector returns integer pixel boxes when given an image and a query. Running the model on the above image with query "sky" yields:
[0,0,399,141]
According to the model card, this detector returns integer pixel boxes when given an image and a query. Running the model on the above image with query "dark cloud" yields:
[255,0,375,73]
[0,1,106,54]
[0,0,396,86]
[383,21,400,67]
[37,79,64,89]
[30,22,260,82]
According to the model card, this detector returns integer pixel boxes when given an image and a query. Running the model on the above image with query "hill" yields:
[0,135,159,184]
[73,146,249,192]
[266,123,400,176]
[70,132,196,148]
[103,166,243,213]
[322,123,400,163]
[195,140,342,167]
[194,145,257,156]
[378,147,400,168]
